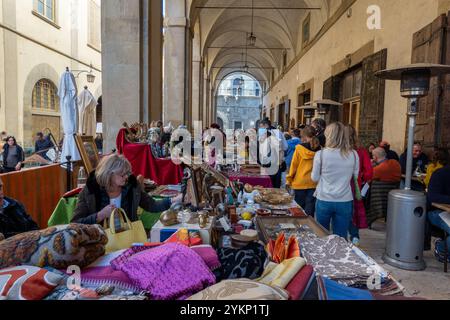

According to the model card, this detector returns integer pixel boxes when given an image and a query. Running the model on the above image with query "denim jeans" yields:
[349,223,360,240]
[316,200,353,239]
[428,210,450,254]
[294,189,316,217]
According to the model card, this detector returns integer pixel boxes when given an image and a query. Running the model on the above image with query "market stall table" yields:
[116,129,183,185]
[150,218,215,244]
[228,171,273,188]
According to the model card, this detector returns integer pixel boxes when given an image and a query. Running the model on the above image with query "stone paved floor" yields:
[359,220,450,300]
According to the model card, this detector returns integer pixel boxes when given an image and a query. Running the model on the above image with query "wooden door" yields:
[278,103,285,128]
[351,100,360,132]
[359,49,387,148]
[411,14,450,151]
[322,76,342,124]
[343,100,361,132]
[32,115,61,142]
[284,99,291,130]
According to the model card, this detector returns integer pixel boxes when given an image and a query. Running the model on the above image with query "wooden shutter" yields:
[359,49,387,147]
[411,14,450,151]
[285,99,291,129]
[322,76,341,124]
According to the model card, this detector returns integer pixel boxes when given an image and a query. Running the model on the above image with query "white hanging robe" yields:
[77,88,97,136]
[59,70,81,163]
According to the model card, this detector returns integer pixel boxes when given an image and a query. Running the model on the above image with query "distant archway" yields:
[216,72,262,131]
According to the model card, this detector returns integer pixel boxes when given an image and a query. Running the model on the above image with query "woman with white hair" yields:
[72,154,181,225]
[311,122,359,239]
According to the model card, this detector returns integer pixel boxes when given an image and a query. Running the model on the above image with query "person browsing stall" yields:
[2,136,24,173]
[286,126,321,217]
[311,122,359,239]
[72,154,182,225]
[35,132,55,161]
[348,125,373,246]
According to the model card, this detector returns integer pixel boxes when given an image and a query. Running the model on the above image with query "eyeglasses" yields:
[116,171,132,179]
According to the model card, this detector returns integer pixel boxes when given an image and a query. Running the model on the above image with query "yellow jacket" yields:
[286,144,318,190]
[424,162,444,187]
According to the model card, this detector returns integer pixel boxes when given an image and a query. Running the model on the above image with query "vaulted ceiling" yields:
[189,0,332,92]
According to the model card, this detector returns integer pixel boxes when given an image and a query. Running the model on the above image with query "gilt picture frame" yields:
[75,135,100,174]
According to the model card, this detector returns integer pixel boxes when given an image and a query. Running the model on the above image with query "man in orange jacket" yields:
[372,148,402,183]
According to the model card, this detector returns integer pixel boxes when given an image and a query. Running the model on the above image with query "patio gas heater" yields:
[315,99,343,120]
[376,63,450,271]
[296,102,317,125]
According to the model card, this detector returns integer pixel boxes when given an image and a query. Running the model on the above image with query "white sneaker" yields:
[352,237,361,247]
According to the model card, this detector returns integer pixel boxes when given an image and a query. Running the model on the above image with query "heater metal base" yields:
[382,253,426,271]
[383,189,427,272]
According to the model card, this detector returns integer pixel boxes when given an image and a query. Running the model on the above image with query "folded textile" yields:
[0,266,64,300]
[266,233,300,264]
[115,243,216,300]
[188,279,289,300]
[86,249,127,268]
[285,265,315,300]
[257,258,306,289]
[48,197,78,227]
[216,242,267,281]
[191,245,221,271]
[44,284,147,301]
[0,224,108,270]
[317,276,374,301]
[81,266,140,293]
[299,234,372,286]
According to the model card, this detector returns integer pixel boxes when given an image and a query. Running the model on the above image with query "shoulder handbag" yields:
[352,151,362,201]
[103,208,148,253]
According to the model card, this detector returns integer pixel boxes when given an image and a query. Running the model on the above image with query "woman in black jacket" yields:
[2,136,24,173]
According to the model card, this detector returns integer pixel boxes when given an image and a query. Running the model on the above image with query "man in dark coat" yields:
[0,177,39,239]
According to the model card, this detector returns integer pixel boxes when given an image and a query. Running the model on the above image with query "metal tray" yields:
[255,216,330,243]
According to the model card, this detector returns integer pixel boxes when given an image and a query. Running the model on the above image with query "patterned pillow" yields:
[216,242,267,281]
[0,266,64,300]
[0,224,108,270]
[188,279,289,300]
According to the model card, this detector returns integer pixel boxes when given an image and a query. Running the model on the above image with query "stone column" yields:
[147,0,163,123]
[102,0,141,152]
[205,77,211,127]
[2,0,19,143]
[163,0,188,128]
[101,0,163,152]
[191,23,201,126]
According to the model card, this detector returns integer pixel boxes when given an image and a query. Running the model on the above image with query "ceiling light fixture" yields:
[247,0,256,47]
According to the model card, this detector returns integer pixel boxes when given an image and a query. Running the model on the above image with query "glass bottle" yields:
[77,167,87,189]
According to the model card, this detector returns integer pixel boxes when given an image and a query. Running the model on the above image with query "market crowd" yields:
[270,118,450,262]
[0,118,450,266]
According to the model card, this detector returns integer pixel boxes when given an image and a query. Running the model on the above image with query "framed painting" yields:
[75,135,100,174]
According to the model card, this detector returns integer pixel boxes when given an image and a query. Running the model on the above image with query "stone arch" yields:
[94,85,102,99]
[23,63,60,146]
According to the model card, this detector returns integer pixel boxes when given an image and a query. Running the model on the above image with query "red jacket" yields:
[351,148,373,229]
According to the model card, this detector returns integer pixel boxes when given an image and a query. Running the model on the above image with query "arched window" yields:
[32,79,59,111]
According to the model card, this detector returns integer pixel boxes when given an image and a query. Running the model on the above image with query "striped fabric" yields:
[366,181,399,226]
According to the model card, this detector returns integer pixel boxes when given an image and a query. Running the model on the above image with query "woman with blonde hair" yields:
[311,122,359,238]
[72,154,181,224]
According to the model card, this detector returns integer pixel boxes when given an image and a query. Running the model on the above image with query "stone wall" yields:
[216,95,261,131]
